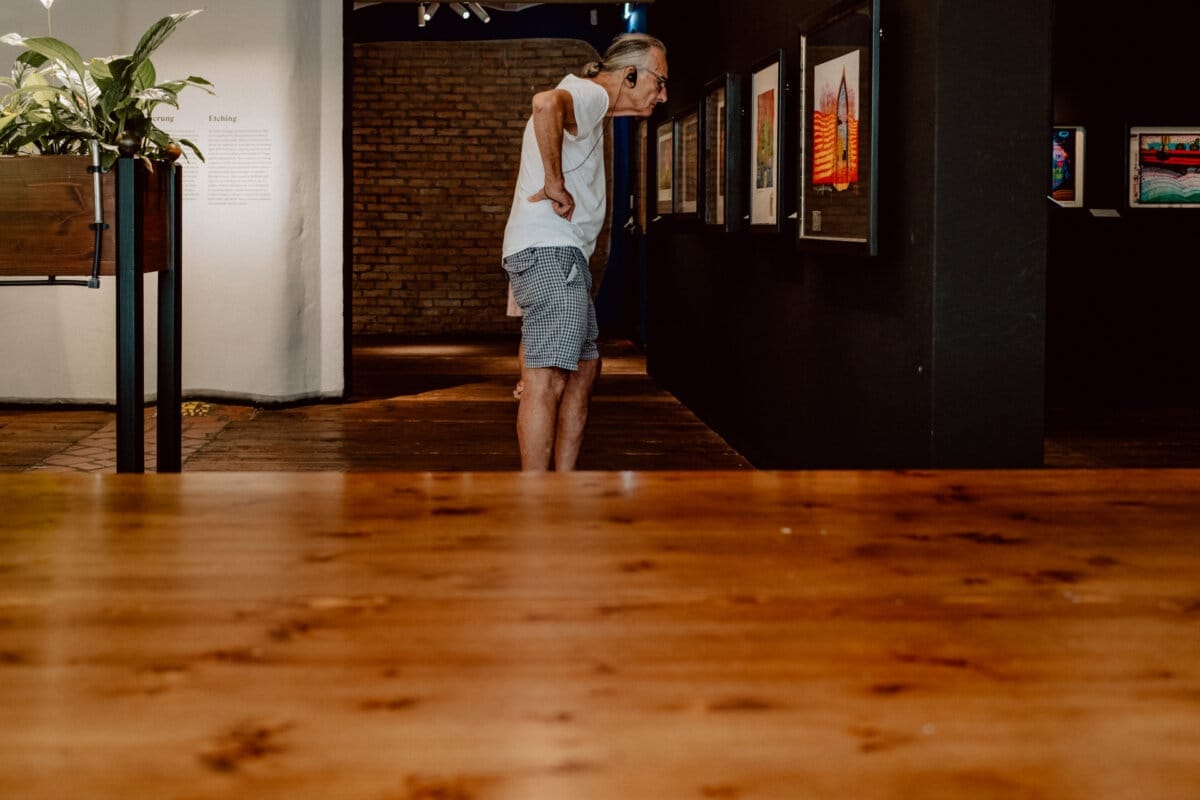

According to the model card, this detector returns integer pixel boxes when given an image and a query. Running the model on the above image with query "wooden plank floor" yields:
[1,468,1199,799]
[0,337,752,472]
[3,336,1200,471]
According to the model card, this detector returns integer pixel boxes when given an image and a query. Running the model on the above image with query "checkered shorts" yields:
[502,246,599,370]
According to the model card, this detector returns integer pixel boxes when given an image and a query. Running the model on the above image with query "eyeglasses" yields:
[643,67,668,92]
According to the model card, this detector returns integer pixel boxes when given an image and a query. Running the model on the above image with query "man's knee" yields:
[523,365,569,397]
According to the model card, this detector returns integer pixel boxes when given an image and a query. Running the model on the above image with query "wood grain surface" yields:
[1,468,1198,798]
[0,155,170,276]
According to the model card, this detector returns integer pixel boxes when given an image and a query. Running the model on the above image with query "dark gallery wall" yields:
[642,0,1051,468]
[1047,1,1200,409]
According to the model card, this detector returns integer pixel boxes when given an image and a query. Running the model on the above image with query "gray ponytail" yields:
[582,32,666,78]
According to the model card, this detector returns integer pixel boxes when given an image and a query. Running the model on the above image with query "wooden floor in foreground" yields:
[1,468,1199,799]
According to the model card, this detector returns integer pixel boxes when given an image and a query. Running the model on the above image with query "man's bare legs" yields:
[554,356,600,470]
[517,365,566,470]
[516,356,600,471]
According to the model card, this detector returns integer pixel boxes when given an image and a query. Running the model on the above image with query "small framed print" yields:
[750,49,785,231]
[635,119,649,230]
[702,72,745,231]
[655,120,674,217]
[797,0,880,254]
[1128,126,1200,209]
[674,109,699,216]
[1051,125,1085,207]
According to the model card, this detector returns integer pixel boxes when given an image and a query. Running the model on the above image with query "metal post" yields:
[115,158,144,473]
[156,165,183,472]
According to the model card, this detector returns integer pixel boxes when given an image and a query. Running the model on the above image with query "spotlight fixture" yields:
[424,1,440,20]
[467,2,490,22]
[417,1,426,26]
[449,2,470,18]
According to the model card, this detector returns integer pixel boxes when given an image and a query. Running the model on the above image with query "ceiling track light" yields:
[417,1,426,26]
[424,1,440,20]
[449,2,470,19]
[467,2,490,22]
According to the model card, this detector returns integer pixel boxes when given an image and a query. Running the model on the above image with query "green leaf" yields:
[182,75,214,90]
[10,35,88,90]
[133,87,178,106]
[157,76,215,95]
[4,82,70,106]
[179,139,204,162]
[146,127,170,147]
[15,50,49,73]
[97,57,132,119]
[132,59,156,92]
[87,58,112,82]
[129,10,203,71]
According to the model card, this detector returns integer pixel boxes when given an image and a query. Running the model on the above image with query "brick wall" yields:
[352,39,610,336]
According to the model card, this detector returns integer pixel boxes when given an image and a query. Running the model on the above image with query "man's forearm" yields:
[528,88,577,218]
[531,89,575,189]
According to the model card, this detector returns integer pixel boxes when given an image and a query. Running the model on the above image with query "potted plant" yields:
[0,5,213,276]
[0,5,212,167]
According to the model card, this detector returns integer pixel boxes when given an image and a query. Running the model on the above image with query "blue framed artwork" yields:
[1051,125,1085,208]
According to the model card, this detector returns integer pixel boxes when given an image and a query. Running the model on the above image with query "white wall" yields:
[0,0,343,402]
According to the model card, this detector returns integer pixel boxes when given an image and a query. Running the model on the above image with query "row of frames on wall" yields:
[638,0,881,256]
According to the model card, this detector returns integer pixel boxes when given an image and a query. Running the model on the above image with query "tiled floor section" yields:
[24,402,250,473]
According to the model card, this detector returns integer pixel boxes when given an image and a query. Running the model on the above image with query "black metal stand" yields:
[157,166,183,472]
[114,157,183,474]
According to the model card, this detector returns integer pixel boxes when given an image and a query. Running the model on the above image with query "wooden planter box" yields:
[0,155,183,473]
[0,155,171,277]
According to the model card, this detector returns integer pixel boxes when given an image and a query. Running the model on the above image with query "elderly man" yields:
[502,32,668,471]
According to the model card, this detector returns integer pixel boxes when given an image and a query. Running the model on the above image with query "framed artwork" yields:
[702,72,745,231]
[635,119,648,230]
[1128,126,1200,209]
[674,109,699,216]
[1051,126,1085,207]
[749,50,785,231]
[655,121,674,217]
[797,0,880,255]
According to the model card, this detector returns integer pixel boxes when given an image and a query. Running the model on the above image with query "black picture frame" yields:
[749,49,786,232]
[654,119,674,218]
[1127,126,1200,209]
[796,0,881,255]
[1050,125,1085,208]
[673,107,700,217]
[634,119,649,231]
[701,72,745,232]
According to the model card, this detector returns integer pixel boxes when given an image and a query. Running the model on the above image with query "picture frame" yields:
[655,120,674,217]
[1128,126,1200,209]
[1050,125,1085,208]
[674,108,700,216]
[797,0,880,255]
[635,119,648,231]
[701,72,745,232]
[749,49,786,231]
